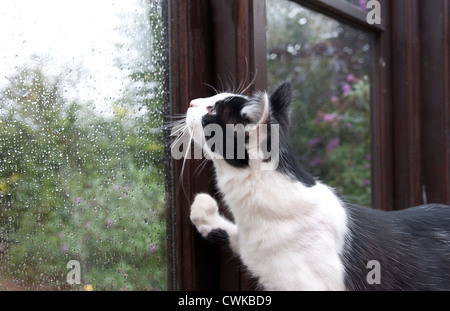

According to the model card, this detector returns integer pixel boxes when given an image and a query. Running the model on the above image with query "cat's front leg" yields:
[190,193,240,255]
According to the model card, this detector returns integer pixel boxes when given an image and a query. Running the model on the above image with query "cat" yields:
[172,82,450,290]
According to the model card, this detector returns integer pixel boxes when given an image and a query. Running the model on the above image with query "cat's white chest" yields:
[216,163,348,290]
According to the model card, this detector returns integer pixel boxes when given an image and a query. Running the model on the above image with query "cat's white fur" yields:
[187,93,348,290]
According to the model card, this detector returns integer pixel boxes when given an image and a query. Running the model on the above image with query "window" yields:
[0,0,168,290]
[267,0,374,206]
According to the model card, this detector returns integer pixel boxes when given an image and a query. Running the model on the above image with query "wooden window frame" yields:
[167,0,450,291]
[168,0,266,291]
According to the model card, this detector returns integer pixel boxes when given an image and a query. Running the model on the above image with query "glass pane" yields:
[267,0,373,206]
[0,0,168,290]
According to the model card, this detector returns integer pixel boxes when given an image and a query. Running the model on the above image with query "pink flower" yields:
[342,83,352,95]
[150,244,156,254]
[324,113,335,122]
[107,218,114,227]
[347,74,359,83]
[327,138,340,151]
[331,96,339,103]
[113,184,120,191]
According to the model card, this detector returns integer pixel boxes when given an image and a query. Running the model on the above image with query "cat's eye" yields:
[208,106,217,115]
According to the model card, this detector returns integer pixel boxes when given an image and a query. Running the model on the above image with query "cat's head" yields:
[173,82,315,185]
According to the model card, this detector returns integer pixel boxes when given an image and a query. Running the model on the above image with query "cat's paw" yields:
[190,193,220,238]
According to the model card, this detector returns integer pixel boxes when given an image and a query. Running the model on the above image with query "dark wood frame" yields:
[389,0,450,209]
[167,0,450,290]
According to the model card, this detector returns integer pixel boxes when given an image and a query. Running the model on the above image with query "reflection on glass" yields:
[0,0,167,290]
[344,0,369,11]
[267,0,373,206]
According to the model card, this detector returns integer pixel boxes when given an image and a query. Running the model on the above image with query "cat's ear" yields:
[270,82,292,129]
[241,91,269,130]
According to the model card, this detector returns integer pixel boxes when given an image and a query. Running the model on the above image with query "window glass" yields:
[267,0,374,206]
[0,0,168,290]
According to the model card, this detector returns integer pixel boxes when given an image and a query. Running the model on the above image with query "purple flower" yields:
[331,96,339,103]
[347,74,359,83]
[149,244,157,254]
[60,245,68,253]
[362,179,371,186]
[324,113,335,122]
[365,153,372,161]
[342,83,352,95]
[359,0,368,11]
[347,74,355,82]
[74,197,82,204]
[309,156,321,168]
[107,218,114,227]
[88,201,95,207]
[327,138,340,151]
[308,138,321,147]
[113,184,120,191]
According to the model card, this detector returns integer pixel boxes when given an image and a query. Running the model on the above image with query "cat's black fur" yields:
[344,203,450,290]
[202,96,250,168]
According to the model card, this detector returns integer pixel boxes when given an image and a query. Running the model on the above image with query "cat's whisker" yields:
[239,70,258,95]
[177,131,194,198]
[217,75,225,94]
[194,157,210,177]
[165,117,185,123]
[169,123,187,137]
[202,83,220,95]
[170,130,190,152]
[164,119,183,127]
[165,119,187,134]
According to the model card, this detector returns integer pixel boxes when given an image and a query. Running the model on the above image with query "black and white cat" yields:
[173,82,450,290]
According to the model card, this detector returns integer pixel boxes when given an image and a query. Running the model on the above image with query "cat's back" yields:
[343,203,450,290]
